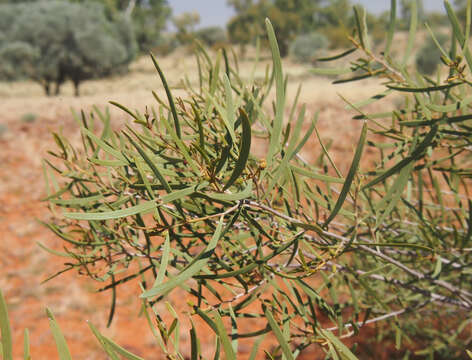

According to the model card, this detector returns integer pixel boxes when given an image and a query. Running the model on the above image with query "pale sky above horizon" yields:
[167,0,446,29]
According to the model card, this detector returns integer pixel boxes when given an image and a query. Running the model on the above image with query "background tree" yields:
[83,0,171,52]
[227,0,300,57]
[10,0,171,52]
[0,1,136,96]
[172,11,201,45]
[313,0,353,48]
[269,0,318,56]
[290,32,328,63]
[400,0,425,28]
[227,1,268,56]
[416,32,449,74]
[454,0,471,27]
[227,0,354,56]
[227,0,254,12]
[127,0,171,52]
[195,26,228,48]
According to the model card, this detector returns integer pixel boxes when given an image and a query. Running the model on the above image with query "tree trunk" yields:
[43,82,51,96]
[125,0,136,18]
[73,80,80,97]
[55,70,65,96]
[239,43,247,60]
[54,82,62,96]
[278,40,289,58]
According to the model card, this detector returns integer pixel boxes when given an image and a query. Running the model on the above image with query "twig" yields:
[321,259,471,309]
[244,200,472,307]
[324,301,430,335]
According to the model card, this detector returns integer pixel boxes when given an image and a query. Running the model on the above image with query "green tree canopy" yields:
[227,0,353,56]
[0,1,136,96]
[71,0,171,52]
[195,26,228,48]
[172,11,201,45]
[0,0,170,52]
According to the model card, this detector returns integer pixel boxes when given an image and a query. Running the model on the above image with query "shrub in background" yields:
[320,26,353,49]
[20,113,37,124]
[416,32,449,74]
[43,0,171,53]
[290,32,329,63]
[172,11,201,46]
[0,1,136,96]
[195,26,228,48]
[152,33,179,56]
[0,42,38,81]
[33,0,472,359]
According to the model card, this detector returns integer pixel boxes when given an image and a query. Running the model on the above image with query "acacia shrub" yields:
[37,0,472,358]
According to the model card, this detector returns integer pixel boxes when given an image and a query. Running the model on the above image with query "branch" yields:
[125,0,136,18]
[243,200,472,307]
[324,301,430,335]
[322,260,471,309]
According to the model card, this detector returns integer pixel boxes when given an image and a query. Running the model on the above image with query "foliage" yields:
[0,41,38,81]
[455,0,472,28]
[227,0,352,57]
[195,26,228,48]
[0,0,170,52]
[43,1,472,359]
[400,0,426,28]
[152,33,179,56]
[312,0,472,355]
[227,0,253,13]
[63,0,171,52]
[21,113,37,124]
[290,32,329,63]
[227,0,268,56]
[130,0,171,52]
[172,11,201,45]
[416,32,449,74]
[319,26,353,49]
[0,1,136,96]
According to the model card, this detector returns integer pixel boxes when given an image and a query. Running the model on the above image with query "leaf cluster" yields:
[41,0,472,358]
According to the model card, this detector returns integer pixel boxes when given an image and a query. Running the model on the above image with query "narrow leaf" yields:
[264,308,294,360]
[64,200,157,221]
[0,290,13,360]
[150,53,181,138]
[265,18,285,167]
[141,216,225,298]
[214,311,236,360]
[324,122,367,226]
[23,329,30,360]
[385,0,397,55]
[320,329,357,360]
[224,109,252,190]
[102,336,145,360]
[46,308,72,360]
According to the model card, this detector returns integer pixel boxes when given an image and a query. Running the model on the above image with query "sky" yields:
[167,0,447,29]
